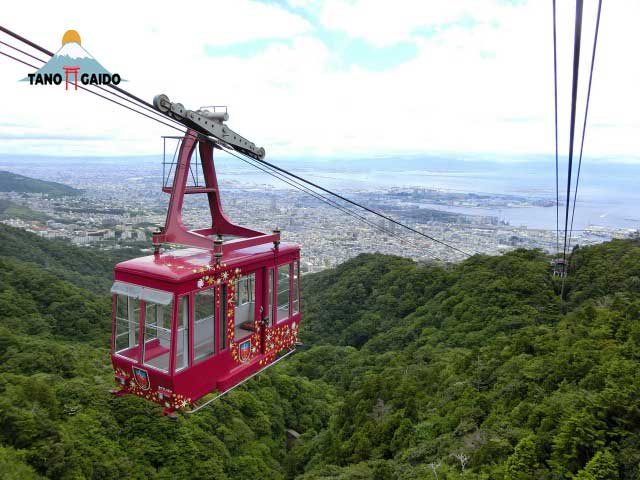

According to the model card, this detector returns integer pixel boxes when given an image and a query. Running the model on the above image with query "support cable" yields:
[0,33,189,132]
[218,146,439,259]
[552,0,560,255]
[251,155,474,256]
[568,0,602,252]
[560,0,584,295]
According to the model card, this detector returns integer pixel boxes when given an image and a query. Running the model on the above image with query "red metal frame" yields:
[169,297,179,374]
[152,129,279,253]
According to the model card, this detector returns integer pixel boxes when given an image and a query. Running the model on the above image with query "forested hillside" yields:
[289,242,640,479]
[0,223,638,479]
[0,225,145,292]
[0,171,80,196]
[0,199,50,222]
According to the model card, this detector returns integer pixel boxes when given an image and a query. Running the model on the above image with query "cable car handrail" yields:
[185,345,299,415]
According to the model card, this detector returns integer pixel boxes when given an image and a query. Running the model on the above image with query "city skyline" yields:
[1,158,636,272]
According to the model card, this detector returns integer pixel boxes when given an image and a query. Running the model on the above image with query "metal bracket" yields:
[153,94,265,160]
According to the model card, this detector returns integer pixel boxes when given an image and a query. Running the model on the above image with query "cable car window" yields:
[110,282,172,305]
[114,294,140,361]
[293,261,300,315]
[234,273,255,339]
[277,264,290,321]
[194,288,215,362]
[235,274,255,305]
[174,296,189,372]
[268,268,274,325]
[142,299,173,372]
[220,285,227,351]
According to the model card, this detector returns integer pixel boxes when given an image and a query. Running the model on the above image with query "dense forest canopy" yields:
[0,222,638,479]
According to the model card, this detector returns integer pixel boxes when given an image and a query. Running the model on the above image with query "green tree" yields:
[504,435,538,479]
[573,450,618,480]
[0,445,43,480]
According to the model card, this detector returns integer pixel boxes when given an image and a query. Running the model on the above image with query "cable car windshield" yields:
[114,294,140,362]
[142,300,173,372]
[234,273,255,339]
[111,282,174,373]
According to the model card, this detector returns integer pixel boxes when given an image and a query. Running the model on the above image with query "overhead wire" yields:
[0,47,186,133]
[219,147,395,234]
[0,38,44,63]
[0,25,474,258]
[0,25,157,111]
[560,0,584,296]
[217,145,440,259]
[0,33,189,133]
[249,155,475,256]
[552,0,560,256]
[222,148,444,259]
[567,0,602,253]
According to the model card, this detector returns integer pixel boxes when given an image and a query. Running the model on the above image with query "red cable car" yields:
[110,126,301,416]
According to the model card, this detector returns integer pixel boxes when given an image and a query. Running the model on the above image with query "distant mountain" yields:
[0,170,80,196]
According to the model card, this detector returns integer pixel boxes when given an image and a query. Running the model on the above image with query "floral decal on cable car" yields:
[161,261,234,289]
[132,366,150,390]
[259,321,299,366]
[187,262,238,287]
[114,367,192,411]
[222,269,262,365]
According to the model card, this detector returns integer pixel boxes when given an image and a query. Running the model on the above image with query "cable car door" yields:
[260,266,274,354]
[256,266,267,355]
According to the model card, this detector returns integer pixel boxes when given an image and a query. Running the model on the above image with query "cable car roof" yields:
[115,242,299,283]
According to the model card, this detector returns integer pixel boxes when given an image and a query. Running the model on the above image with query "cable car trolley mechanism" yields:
[110,95,301,416]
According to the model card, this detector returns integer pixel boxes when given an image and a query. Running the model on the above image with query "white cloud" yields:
[0,0,638,161]
[318,0,503,47]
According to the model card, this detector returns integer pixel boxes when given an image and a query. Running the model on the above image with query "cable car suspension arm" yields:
[153,94,265,160]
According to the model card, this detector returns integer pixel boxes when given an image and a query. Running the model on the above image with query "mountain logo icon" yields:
[23,30,123,90]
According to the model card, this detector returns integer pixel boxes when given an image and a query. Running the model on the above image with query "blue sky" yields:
[0,0,638,160]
